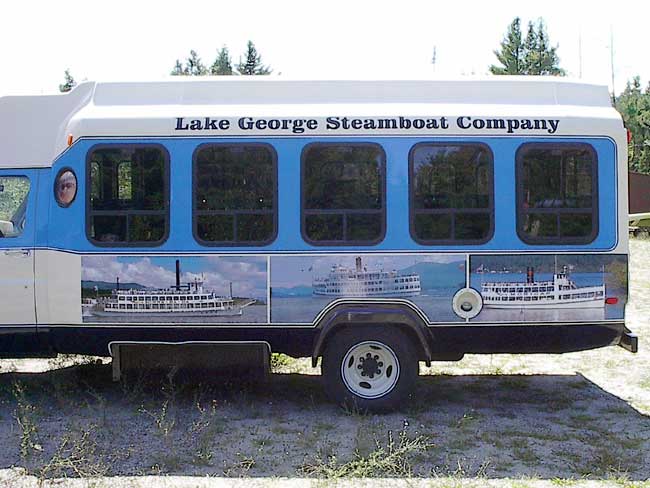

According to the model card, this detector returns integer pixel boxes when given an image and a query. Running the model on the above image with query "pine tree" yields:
[532,20,565,75]
[490,17,565,76]
[237,41,272,75]
[186,50,207,76]
[489,18,524,75]
[211,46,233,75]
[170,50,208,76]
[523,21,539,74]
[59,69,77,93]
[170,59,185,76]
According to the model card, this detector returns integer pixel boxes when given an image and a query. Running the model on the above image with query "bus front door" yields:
[0,171,36,328]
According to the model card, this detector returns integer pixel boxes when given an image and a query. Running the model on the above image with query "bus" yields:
[0,77,636,410]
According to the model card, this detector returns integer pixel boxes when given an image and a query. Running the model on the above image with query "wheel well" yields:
[311,304,435,367]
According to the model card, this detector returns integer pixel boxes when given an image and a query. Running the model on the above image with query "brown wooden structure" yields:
[629,172,650,214]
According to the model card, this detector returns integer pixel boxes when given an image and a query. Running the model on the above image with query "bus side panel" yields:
[35,250,82,326]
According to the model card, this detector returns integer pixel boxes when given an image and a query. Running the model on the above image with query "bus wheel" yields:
[322,326,418,412]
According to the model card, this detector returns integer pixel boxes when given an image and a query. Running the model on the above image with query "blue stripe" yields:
[34,136,618,253]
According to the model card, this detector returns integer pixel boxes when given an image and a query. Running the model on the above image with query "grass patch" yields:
[299,429,431,478]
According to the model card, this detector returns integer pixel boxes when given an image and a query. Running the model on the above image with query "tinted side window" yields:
[193,144,277,246]
[302,144,385,245]
[0,177,30,238]
[410,144,493,244]
[87,145,169,246]
[517,143,598,244]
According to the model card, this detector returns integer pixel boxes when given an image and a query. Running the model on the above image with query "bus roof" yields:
[0,77,623,168]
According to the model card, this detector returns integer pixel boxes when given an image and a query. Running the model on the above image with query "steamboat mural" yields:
[270,255,466,324]
[80,253,627,326]
[470,254,628,322]
[81,256,268,324]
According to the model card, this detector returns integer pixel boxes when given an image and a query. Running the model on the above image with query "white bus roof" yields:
[0,77,624,168]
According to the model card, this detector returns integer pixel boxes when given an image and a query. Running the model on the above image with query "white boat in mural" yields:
[91,260,247,317]
[81,298,97,317]
[313,257,421,297]
[480,266,605,309]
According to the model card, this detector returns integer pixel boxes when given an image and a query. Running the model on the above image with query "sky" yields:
[81,256,268,300]
[1,0,649,97]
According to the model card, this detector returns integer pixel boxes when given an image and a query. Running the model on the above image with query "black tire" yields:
[322,325,419,412]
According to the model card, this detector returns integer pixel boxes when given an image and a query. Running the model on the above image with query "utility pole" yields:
[431,46,437,73]
[610,26,616,103]
[578,32,582,78]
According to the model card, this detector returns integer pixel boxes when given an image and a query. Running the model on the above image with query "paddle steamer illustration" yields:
[312,257,421,297]
[92,260,249,317]
[480,266,605,309]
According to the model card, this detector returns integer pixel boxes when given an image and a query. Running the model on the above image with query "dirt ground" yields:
[1,241,649,487]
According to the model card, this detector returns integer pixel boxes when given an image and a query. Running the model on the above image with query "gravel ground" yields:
[1,240,649,487]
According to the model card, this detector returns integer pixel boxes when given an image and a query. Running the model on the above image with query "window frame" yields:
[53,167,78,208]
[515,142,599,245]
[0,174,31,239]
[300,142,387,246]
[408,142,495,245]
[192,142,278,247]
[85,143,170,248]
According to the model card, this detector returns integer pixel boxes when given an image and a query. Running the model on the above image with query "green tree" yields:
[59,69,77,93]
[490,17,565,76]
[170,59,184,76]
[526,19,565,75]
[171,50,208,76]
[237,41,272,75]
[211,46,233,75]
[616,76,650,174]
[490,18,524,75]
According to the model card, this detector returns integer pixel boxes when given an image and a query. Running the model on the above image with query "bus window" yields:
[87,145,169,246]
[302,143,385,245]
[409,143,493,244]
[193,144,277,246]
[517,143,597,244]
[0,177,30,238]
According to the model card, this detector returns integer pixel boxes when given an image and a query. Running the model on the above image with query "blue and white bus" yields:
[0,78,635,409]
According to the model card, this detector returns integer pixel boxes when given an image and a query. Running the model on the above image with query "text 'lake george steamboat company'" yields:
[173,116,560,134]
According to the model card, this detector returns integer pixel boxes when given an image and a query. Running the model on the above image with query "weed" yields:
[299,429,431,478]
[446,433,479,451]
[511,437,538,465]
[451,409,479,429]
[189,399,222,466]
[550,478,579,486]
[223,454,256,477]
[339,401,368,418]
[12,381,41,459]
[37,426,107,478]
[253,435,274,450]
[139,368,183,471]
[84,384,109,429]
